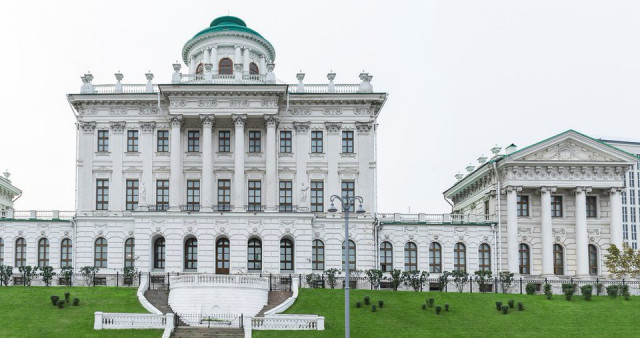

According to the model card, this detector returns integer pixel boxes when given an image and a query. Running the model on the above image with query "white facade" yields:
[0,171,21,212]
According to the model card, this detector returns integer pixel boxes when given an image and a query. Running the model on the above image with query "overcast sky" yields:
[1,0,639,213]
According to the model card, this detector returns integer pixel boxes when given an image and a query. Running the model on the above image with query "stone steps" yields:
[171,327,244,338]
[144,289,171,314]
[256,290,293,316]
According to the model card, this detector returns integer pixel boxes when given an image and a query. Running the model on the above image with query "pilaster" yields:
[232,114,247,211]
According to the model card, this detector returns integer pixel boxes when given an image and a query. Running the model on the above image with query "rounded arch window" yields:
[195,63,204,75]
[554,244,564,275]
[219,58,233,75]
[184,237,198,270]
[429,242,442,273]
[15,238,26,267]
[404,242,417,271]
[588,244,598,276]
[280,238,294,271]
[94,237,108,268]
[519,243,530,274]
[379,241,393,272]
[453,242,466,272]
[249,62,259,75]
[124,238,134,268]
[61,238,73,268]
[153,237,165,269]
[38,238,50,267]
[342,240,356,271]
[478,243,491,271]
[248,238,262,271]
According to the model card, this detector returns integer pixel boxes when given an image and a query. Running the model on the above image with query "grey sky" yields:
[1,0,639,213]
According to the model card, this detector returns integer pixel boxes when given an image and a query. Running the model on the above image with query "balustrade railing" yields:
[176,313,242,328]
[0,210,74,220]
[288,84,360,93]
[96,312,166,329]
[251,315,323,330]
[170,274,268,289]
[377,213,495,224]
[92,84,158,94]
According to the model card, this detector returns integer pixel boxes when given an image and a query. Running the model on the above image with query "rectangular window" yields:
[280,131,292,153]
[157,130,169,152]
[623,207,628,222]
[218,131,231,152]
[249,131,261,153]
[97,130,109,152]
[342,131,354,153]
[551,196,563,217]
[310,181,324,212]
[187,130,200,152]
[586,196,597,218]
[631,190,637,205]
[248,180,262,211]
[630,172,636,187]
[218,180,231,211]
[622,191,627,205]
[517,195,529,217]
[632,224,638,241]
[279,181,293,212]
[311,131,323,153]
[156,180,169,211]
[96,179,109,210]
[127,130,139,152]
[126,179,139,211]
[484,200,490,215]
[624,223,629,241]
[186,180,200,211]
[341,181,355,201]
[632,208,637,223]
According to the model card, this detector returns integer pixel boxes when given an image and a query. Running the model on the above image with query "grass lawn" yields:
[0,286,162,338]
[254,288,640,338]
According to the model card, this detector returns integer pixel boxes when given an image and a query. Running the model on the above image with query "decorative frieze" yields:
[291,108,311,115]
[109,108,127,115]
[110,122,126,133]
[79,122,96,134]
[261,99,278,107]
[138,106,158,115]
[197,99,218,107]
[230,99,249,108]
[294,122,310,133]
[322,108,342,115]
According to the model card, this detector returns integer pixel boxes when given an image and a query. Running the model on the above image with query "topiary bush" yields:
[73,298,79,306]
[444,303,449,312]
[607,285,619,298]
[517,302,524,311]
[508,300,515,309]
[596,283,603,295]
[562,283,575,301]
[364,296,371,305]
[422,303,427,310]
[57,299,64,308]
[428,298,435,308]
[378,300,384,308]
[356,301,362,308]
[371,304,377,312]
[50,295,60,306]
[622,285,630,300]
[495,301,502,311]
[525,283,536,295]
[501,305,509,314]
[581,285,593,301]
[435,306,442,314]
[64,292,71,303]
[544,283,553,300]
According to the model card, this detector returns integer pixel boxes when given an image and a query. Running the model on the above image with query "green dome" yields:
[192,16,266,40]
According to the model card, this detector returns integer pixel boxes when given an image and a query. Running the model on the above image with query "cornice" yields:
[182,30,276,64]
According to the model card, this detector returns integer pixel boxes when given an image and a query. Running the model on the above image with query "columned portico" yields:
[200,115,214,212]
[264,115,278,212]
[575,186,591,276]
[505,185,521,274]
[232,114,247,211]
[540,186,556,276]
[610,187,623,247]
[169,115,183,211]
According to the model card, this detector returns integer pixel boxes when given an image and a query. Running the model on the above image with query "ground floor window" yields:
[280,239,294,271]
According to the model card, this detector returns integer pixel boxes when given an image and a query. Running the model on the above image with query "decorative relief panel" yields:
[522,141,618,162]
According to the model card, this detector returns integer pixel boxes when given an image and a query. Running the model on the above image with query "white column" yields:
[610,187,623,247]
[200,115,214,212]
[189,56,196,75]
[357,123,375,213]
[110,123,125,211]
[243,47,250,74]
[259,55,266,75]
[78,122,96,212]
[169,115,183,211]
[234,45,242,66]
[232,114,247,211]
[540,186,556,275]
[211,45,218,74]
[575,186,591,276]
[140,122,155,210]
[264,115,279,212]
[204,48,211,64]
[505,186,521,274]
[294,122,310,211]
[325,122,342,211]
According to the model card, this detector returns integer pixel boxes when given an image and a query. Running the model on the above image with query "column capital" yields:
[540,186,557,194]
[608,187,624,195]
[502,185,522,194]
[575,186,592,193]
[232,114,247,126]
[325,121,342,133]
[294,122,310,134]
[79,121,96,134]
[140,122,156,133]
[170,115,183,127]
[264,114,279,127]
[200,114,215,127]
[110,122,126,133]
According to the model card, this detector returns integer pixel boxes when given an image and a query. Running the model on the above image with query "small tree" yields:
[451,270,469,292]
[388,269,402,291]
[365,269,383,289]
[18,266,39,286]
[123,266,138,285]
[402,270,428,292]
[604,244,640,278]
[498,271,515,293]
[60,266,73,286]
[437,271,451,292]
[0,265,13,286]
[40,266,56,286]
[80,266,100,287]
[474,270,492,292]
[325,268,340,289]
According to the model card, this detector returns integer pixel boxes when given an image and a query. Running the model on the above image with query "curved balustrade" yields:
[170,274,268,289]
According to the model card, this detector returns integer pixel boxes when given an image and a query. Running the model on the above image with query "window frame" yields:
[248,180,262,211]
[218,130,231,153]
[126,179,139,211]
[279,131,292,153]
[404,242,418,272]
[311,239,325,271]
[248,131,262,153]
[37,238,50,268]
[187,130,200,153]
[453,242,467,272]
[517,195,530,217]
[0,238,4,265]
[380,241,393,272]
[310,181,324,212]
[519,243,530,274]
[341,181,355,201]
[156,180,169,211]
[153,237,166,270]
[429,242,442,273]
[478,243,491,272]
[249,62,259,75]
[342,240,357,271]
[157,130,169,152]
[551,195,563,218]
[124,238,135,268]
[60,238,73,268]
[94,237,108,268]
[586,196,598,218]
[311,130,323,153]
[553,244,564,275]
[279,181,293,212]
[96,179,109,210]
[588,244,598,276]
[127,130,139,152]
[247,238,262,271]
[186,180,200,211]
[184,238,198,270]
[219,58,233,75]
[218,179,231,211]
[280,238,294,271]
[341,130,354,153]
[97,130,109,152]
[15,238,26,267]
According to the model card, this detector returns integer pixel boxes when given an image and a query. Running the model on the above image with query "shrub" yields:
[371,304,377,312]
[622,285,630,300]
[444,303,449,312]
[365,269,383,290]
[525,283,536,295]
[581,285,593,301]
[50,295,60,306]
[474,270,492,293]
[501,305,509,314]
[73,298,80,306]
[378,300,384,308]
[402,270,429,292]
[422,303,427,310]
[543,283,553,300]
[64,292,71,303]
[428,298,435,308]
[41,266,56,286]
[389,269,402,291]
[607,285,619,298]
[498,271,515,293]
[0,265,13,286]
[451,270,470,292]
[80,266,100,287]
[596,283,603,295]
[437,271,451,292]
[18,266,39,286]
[495,301,502,311]
[364,296,371,305]
[435,306,442,314]
[562,284,575,301]
[508,300,514,309]
[517,302,524,311]
[356,302,362,308]
[57,299,64,308]
[325,268,340,289]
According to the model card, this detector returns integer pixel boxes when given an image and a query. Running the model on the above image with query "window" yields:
[342,131,354,153]
[195,63,204,74]
[588,244,598,276]
[484,200,490,215]
[219,58,233,74]
[248,181,262,211]
[404,242,418,271]
[216,238,230,274]
[429,243,442,273]
[551,196,563,217]
[312,240,324,271]
[342,240,356,271]
[622,192,628,205]
[280,239,294,271]
[157,130,169,152]
[279,181,293,212]
[517,195,529,217]
[280,131,292,153]
[185,238,198,270]
[96,179,109,210]
[97,130,109,152]
[632,190,637,205]
[249,131,261,153]
[624,223,629,241]
[127,130,139,152]
[60,239,72,268]
[124,238,135,268]
[38,238,50,267]
[341,181,355,201]
[633,208,637,223]
[630,172,636,187]
[15,238,26,267]
[553,244,564,275]
[586,196,597,218]
[218,179,231,211]
[311,131,323,153]
[454,243,466,272]
[0,238,3,265]
[153,237,165,269]
[126,179,139,211]
[186,180,200,211]
[310,181,324,212]
[156,180,169,211]
[623,207,628,222]
[187,130,200,152]
[218,131,231,152]
[519,244,530,274]
[247,238,262,271]
[94,238,108,268]
[380,242,393,272]
[249,62,259,75]
[478,243,491,271]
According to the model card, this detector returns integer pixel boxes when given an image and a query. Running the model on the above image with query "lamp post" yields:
[328,195,365,338]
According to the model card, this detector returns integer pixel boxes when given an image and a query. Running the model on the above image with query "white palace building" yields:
[0,16,638,281]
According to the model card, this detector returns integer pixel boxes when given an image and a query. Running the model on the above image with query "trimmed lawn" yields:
[0,287,162,338]
[254,288,640,337]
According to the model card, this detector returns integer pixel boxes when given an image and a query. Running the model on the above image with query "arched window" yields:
[454,243,466,272]
[247,238,262,271]
[404,242,418,271]
[588,244,598,276]
[216,238,230,274]
[429,242,442,273]
[379,242,393,272]
[280,239,294,271]
[185,238,198,270]
[0,238,4,265]
[312,240,324,271]
[195,63,204,75]
[554,244,564,275]
[15,238,26,267]
[342,240,356,271]
[38,238,50,267]
[478,243,491,272]
[124,238,134,268]
[153,237,165,269]
[519,243,530,274]
[61,239,72,268]
[219,58,233,75]
[94,237,108,268]
[249,62,259,75]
